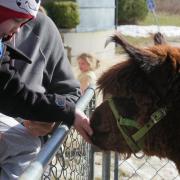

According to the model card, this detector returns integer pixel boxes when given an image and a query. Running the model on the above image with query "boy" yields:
[0,1,92,178]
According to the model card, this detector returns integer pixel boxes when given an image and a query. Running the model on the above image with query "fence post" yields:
[88,145,95,180]
[114,152,119,180]
[87,93,96,180]
[102,152,111,180]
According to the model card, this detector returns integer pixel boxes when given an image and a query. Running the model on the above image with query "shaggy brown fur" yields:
[90,32,180,173]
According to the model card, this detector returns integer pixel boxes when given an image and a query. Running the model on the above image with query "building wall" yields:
[76,0,115,32]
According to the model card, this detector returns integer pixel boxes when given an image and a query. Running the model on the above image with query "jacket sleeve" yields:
[0,61,75,125]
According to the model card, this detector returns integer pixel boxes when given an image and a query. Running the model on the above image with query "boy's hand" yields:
[73,108,93,144]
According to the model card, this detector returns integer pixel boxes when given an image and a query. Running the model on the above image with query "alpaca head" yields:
[90,32,180,152]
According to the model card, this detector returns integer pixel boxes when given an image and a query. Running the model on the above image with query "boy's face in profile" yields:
[78,58,90,72]
[0,18,28,39]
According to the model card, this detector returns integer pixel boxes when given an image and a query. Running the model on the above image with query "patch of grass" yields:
[139,12,180,26]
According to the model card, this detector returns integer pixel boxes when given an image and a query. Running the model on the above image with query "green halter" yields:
[108,98,167,155]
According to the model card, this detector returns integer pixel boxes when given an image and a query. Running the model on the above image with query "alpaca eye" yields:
[35,0,40,3]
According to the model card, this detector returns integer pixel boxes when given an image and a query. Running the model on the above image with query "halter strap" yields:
[108,98,167,155]
[108,98,141,153]
[132,107,167,142]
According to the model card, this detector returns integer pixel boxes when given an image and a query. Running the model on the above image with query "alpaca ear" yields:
[153,32,167,45]
[105,33,160,71]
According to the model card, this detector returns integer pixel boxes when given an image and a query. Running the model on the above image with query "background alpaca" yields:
[90,32,180,173]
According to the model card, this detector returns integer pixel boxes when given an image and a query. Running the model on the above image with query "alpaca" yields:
[90,32,180,173]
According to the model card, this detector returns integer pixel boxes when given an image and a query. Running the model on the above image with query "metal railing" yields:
[20,86,96,180]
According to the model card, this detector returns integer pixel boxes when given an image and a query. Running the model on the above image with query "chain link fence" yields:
[94,152,180,180]
[19,87,96,180]
[42,95,96,180]
[43,131,91,180]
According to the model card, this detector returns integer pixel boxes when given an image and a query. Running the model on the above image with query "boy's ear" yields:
[4,43,32,64]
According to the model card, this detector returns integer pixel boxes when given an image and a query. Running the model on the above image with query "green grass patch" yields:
[139,12,180,26]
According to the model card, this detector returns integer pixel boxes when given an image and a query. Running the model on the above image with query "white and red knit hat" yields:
[0,0,41,24]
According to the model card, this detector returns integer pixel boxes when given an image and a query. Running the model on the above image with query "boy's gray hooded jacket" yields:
[0,12,81,126]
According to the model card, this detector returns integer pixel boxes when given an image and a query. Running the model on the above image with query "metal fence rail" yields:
[20,86,96,180]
